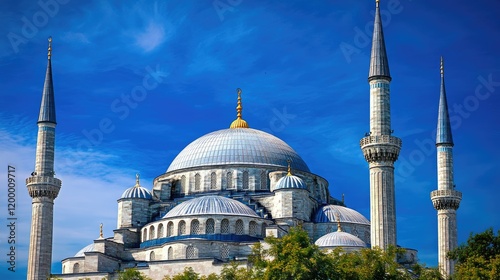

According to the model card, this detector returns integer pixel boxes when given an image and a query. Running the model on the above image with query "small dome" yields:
[121,175,152,199]
[164,195,258,218]
[315,231,366,248]
[314,205,370,225]
[274,174,307,190]
[74,243,95,257]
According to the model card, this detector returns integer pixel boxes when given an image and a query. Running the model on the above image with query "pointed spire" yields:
[99,223,104,239]
[436,57,454,145]
[368,0,391,82]
[38,37,56,124]
[335,213,343,232]
[230,88,249,129]
[287,159,292,176]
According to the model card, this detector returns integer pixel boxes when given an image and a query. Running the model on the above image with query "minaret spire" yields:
[436,57,453,145]
[38,37,56,124]
[431,57,462,278]
[369,0,391,82]
[360,0,401,250]
[26,37,62,280]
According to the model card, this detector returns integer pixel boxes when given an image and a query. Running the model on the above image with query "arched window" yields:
[178,220,186,235]
[180,175,186,194]
[260,171,267,190]
[210,172,217,189]
[63,265,66,273]
[220,244,230,259]
[167,221,174,237]
[73,263,80,273]
[167,246,173,260]
[221,219,229,234]
[261,223,267,237]
[242,171,249,189]
[149,225,155,240]
[195,173,201,190]
[143,228,148,242]
[150,251,155,261]
[235,219,244,235]
[249,221,257,236]
[227,172,233,189]
[206,219,215,234]
[158,223,164,238]
[186,245,196,259]
[190,219,200,235]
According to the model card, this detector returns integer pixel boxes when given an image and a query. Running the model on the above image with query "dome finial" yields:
[230,88,249,129]
[287,159,292,176]
[135,173,140,187]
[335,213,343,232]
[99,223,104,239]
[376,0,380,7]
[47,36,52,60]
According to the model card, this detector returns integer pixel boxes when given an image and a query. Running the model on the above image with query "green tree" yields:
[448,228,500,280]
[118,268,151,280]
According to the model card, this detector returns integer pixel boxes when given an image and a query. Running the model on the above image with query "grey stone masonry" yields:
[360,79,402,250]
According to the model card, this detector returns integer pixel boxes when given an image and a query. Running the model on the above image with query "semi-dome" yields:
[315,231,366,248]
[164,195,259,218]
[166,128,310,173]
[274,174,307,190]
[74,243,95,257]
[121,175,152,200]
[314,205,370,225]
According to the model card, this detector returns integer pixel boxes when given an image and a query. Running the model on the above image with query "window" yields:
[220,244,229,259]
[206,219,215,234]
[195,173,201,190]
[167,246,173,260]
[210,172,217,189]
[261,223,267,237]
[191,219,200,235]
[158,223,164,238]
[235,219,244,235]
[178,220,186,235]
[73,263,80,273]
[143,229,147,242]
[149,225,155,240]
[242,171,249,189]
[167,221,173,237]
[227,172,233,189]
[150,251,155,261]
[260,171,267,190]
[249,221,257,236]
[221,219,229,234]
[186,245,196,259]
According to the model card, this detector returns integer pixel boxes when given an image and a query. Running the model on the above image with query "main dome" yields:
[166,128,310,173]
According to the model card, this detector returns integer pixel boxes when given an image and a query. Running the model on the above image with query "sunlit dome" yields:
[74,243,95,257]
[274,174,307,190]
[314,205,370,225]
[120,175,152,200]
[166,128,310,173]
[163,195,259,218]
[315,231,366,248]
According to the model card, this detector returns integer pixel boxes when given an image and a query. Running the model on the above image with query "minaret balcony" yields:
[26,176,62,187]
[431,189,462,210]
[360,135,402,163]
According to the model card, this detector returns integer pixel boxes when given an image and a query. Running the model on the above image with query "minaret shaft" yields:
[26,37,61,280]
[360,1,401,250]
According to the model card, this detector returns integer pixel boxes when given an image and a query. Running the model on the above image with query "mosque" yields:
[26,1,461,280]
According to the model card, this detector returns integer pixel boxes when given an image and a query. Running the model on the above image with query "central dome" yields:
[166,128,310,173]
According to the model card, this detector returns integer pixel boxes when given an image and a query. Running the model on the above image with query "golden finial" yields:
[99,223,104,239]
[230,88,249,129]
[440,56,444,76]
[376,0,380,7]
[335,213,343,232]
[47,36,52,60]
[135,173,140,187]
[287,159,292,176]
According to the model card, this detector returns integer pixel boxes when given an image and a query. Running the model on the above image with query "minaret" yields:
[431,57,462,277]
[26,37,62,280]
[360,0,402,249]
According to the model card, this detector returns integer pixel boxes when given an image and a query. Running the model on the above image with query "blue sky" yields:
[0,0,499,278]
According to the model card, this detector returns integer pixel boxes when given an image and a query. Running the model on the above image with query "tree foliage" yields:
[118,268,152,280]
[448,228,500,280]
